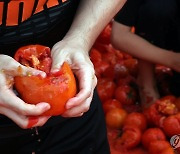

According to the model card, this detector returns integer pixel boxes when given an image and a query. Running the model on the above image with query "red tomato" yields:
[125,147,147,154]
[14,45,77,116]
[105,108,127,129]
[96,23,112,44]
[107,128,120,143]
[174,97,180,111]
[94,61,109,78]
[117,75,136,86]
[93,43,108,53]
[102,51,118,65]
[90,48,102,64]
[114,126,142,150]
[103,62,129,80]
[141,128,166,149]
[115,85,137,105]
[103,99,122,114]
[163,113,180,137]
[157,95,178,115]
[148,140,174,154]
[124,112,147,132]
[97,78,116,102]
[144,95,178,127]
[123,58,138,76]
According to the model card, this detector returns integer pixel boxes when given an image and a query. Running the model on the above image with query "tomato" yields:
[97,78,116,102]
[123,58,138,76]
[90,48,102,64]
[125,147,147,154]
[94,61,109,78]
[174,97,180,111]
[141,128,166,149]
[124,112,147,132]
[115,85,137,105]
[114,125,142,150]
[96,23,112,44]
[105,108,127,129]
[144,95,178,127]
[157,95,178,115]
[163,114,180,137]
[148,140,174,154]
[14,45,77,116]
[117,75,136,86]
[107,128,121,143]
[93,43,108,53]
[103,99,122,114]
[102,51,118,65]
[103,62,129,80]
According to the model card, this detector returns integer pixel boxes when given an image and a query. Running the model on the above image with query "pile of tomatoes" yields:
[90,23,180,154]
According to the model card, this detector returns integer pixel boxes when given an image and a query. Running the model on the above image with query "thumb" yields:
[50,52,67,73]
[0,55,46,77]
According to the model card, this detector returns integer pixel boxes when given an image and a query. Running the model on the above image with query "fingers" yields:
[0,55,46,77]
[0,106,50,129]
[63,64,97,117]
[0,74,50,115]
[0,89,50,116]
[50,46,68,73]
[62,90,94,117]
[65,64,97,109]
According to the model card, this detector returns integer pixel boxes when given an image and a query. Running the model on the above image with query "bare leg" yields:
[137,60,160,109]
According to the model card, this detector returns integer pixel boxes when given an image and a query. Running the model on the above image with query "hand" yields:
[51,40,97,117]
[0,55,51,129]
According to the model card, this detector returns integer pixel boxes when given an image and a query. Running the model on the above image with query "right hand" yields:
[0,55,51,129]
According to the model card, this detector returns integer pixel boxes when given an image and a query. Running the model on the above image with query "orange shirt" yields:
[0,0,67,26]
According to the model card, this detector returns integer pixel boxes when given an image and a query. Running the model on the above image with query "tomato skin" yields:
[163,114,180,137]
[97,78,116,102]
[123,58,138,76]
[103,99,122,114]
[148,140,174,154]
[96,23,112,45]
[14,45,77,116]
[124,112,147,132]
[157,95,178,115]
[115,85,137,105]
[174,97,180,111]
[90,48,102,64]
[144,95,178,127]
[141,128,166,149]
[117,76,136,86]
[114,126,142,150]
[105,108,127,129]
[143,103,164,127]
[14,45,52,74]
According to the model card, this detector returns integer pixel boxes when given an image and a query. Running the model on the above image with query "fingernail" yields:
[37,103,50,110]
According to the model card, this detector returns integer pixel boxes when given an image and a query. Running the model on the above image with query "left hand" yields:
[50,39,97,117]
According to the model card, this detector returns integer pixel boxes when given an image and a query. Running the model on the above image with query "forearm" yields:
[63,0,126,52]
[111,22,175,67]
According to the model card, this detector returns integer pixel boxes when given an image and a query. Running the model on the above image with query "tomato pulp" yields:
[14,45,77,116]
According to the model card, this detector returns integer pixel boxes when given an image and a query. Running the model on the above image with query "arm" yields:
[111,21,180,72]
[51,0,126,117]
[64,0,126,51]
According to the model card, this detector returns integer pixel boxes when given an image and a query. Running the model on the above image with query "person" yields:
[0,0,126,153]
[111,0,180,109]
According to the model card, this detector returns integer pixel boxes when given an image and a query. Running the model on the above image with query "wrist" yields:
[63,33,92,53]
